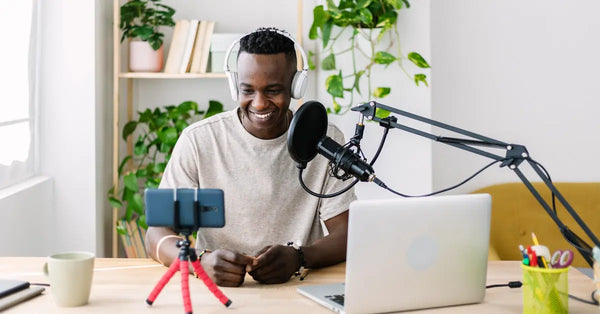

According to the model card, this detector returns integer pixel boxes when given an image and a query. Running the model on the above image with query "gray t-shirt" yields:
[159,108,356,255]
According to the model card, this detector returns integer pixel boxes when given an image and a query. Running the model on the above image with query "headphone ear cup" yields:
[290,70,308,99]
[226,71,239,101]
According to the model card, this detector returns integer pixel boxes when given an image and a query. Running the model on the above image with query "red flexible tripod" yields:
[146,232,231,313]
[145,190,231,313]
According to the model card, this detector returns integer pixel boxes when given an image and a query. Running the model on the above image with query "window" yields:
[0,0,37,189]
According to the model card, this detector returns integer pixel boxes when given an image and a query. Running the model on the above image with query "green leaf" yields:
[408,52,430,68]
[123,172,138,192]
[175,120,188,132]
[158,126,178,145]
[109,197,123,209]
[356,0,372,9]
[118,155,132,176]
[153,162,167,173]
[308,51,316,70]
[325,73,344,98]
[137,215,148,229]
[358,8,373,26]
[321,53,336,71]
[375,108,391,119]
[322,20,334,47]
[373,87,391,98]
[159,142,173,153]
[122,121,138,141]
[134,139,149,156]
[117,223,127,235]
[353,70,365,95]
[129,193,144,215]
[178,100,196,114]
[205,100,224,118]
[414,73,429,87]
[333,100,341,114]
[136,168,148,178]
[138,109,153,123]
[311,5,328,36]
[374,51,396,65]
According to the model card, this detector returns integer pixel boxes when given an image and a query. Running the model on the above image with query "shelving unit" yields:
[111,0,304,257]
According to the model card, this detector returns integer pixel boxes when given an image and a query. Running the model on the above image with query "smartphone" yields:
[145,188,225,229]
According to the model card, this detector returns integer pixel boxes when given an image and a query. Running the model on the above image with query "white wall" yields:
[317,0,432,199]
[0,178,52,256]
[0,0,111,257]
[431,0,600,194]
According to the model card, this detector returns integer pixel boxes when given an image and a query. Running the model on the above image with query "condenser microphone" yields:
[287,101,376,182]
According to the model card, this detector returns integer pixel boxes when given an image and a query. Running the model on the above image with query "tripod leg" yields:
[179,260,193,314]
[190,259,232,307]
[147,259,180,305]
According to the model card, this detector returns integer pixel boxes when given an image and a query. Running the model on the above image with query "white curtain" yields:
[0,0,38,190]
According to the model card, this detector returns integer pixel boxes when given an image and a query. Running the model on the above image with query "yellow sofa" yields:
[472,182,600,267]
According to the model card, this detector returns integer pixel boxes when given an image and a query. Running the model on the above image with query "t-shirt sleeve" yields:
[159,130,199,189]
[317,125,357,221]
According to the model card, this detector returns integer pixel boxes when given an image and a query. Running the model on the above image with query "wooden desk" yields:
[0,258,596,313]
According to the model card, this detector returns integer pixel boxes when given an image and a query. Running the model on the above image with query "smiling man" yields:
[146,28,356,287]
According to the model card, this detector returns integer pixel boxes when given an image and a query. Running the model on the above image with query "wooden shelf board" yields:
[119,72,227,79]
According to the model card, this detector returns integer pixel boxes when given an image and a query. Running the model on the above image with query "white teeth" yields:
[254,112,273,119]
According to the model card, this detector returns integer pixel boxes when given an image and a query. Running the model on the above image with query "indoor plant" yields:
[107,100,223,255]
[309,0,430,115]
[120,0,176,72]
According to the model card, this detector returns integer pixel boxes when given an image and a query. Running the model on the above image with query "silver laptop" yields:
[298,194,491,313]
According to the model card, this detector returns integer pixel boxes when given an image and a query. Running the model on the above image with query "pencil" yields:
[531,232,549,268]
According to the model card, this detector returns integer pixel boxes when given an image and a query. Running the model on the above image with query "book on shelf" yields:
[119,217,148,258]
[198,21,215,73]
[164,19,190,73]
[189,20,208,73]
[179,19,199,73]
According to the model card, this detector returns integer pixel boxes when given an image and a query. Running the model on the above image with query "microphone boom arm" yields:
[354,101,600,267]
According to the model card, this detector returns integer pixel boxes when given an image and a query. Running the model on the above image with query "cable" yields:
[373,159,505,198]
[486,281,522,289]
[486,280,599,306]
[296,125,390,199]
[569,291,599,306]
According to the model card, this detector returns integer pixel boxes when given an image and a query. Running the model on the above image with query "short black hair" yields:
[238,27,296,64]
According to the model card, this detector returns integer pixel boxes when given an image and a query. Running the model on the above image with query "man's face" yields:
[237,52,295,139]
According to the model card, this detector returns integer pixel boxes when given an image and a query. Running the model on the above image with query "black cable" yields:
[569,292,599,306]
[296,125,390,199]
[373,159,505,198]
[298,167,358,199]
[486,281,522,289]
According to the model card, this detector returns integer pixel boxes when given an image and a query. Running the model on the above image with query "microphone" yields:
[287,101,376,182]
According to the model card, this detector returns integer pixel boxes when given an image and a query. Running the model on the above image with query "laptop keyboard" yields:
[325,294,345,306]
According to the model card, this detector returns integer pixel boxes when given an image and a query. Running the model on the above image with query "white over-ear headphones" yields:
[223,28,309,101]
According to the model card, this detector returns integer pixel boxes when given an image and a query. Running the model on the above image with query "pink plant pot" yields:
[128,41,163,72]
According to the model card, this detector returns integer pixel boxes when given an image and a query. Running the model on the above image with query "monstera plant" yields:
[309,0,430,115]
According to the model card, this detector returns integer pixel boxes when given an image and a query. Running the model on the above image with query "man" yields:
[146,27,356,287]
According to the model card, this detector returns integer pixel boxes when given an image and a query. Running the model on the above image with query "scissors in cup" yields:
[550,249,574,268]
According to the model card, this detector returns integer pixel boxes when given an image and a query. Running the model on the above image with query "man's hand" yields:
[200,249,256,287]
[248,245,300,284]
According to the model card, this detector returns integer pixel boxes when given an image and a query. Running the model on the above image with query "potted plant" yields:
[107,100,224,257]
[309,0,430,116]
[120,0,176,72]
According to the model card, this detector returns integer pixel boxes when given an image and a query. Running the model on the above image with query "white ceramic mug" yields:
[43,251,95,307]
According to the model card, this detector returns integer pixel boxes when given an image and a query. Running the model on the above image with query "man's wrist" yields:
[286,242,306,275]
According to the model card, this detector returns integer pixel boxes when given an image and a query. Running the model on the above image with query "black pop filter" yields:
[287,101,328,166]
